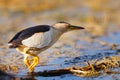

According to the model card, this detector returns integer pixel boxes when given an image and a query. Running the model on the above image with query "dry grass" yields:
[73,56,120,77]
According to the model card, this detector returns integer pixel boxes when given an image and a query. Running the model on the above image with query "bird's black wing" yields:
[8,25,50,48]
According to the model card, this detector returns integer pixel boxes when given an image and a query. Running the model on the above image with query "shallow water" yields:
[6,31,119,80]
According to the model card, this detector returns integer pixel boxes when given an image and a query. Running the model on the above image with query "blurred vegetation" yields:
[0,0,120,44]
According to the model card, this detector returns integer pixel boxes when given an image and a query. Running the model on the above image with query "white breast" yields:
[22,28,62,49]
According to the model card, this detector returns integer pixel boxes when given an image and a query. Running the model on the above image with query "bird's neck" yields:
[52,27,64,36]
[50,27,64,42]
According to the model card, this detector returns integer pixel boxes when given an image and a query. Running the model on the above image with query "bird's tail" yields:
[8,43,18,48]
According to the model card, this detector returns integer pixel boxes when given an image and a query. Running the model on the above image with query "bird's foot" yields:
[28,56,39,72]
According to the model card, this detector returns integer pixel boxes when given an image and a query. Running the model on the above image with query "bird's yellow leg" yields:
[24,58,30,67]
[28,56,39,72]
[23,54,31,68]
[16,46,37,72]
[22,48,34,72]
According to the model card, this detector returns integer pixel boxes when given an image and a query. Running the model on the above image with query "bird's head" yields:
[53,21,84,32]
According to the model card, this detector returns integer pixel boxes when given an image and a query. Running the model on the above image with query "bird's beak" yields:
[69,25,85,30]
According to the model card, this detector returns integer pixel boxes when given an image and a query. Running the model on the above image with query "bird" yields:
[8,21,84,73]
